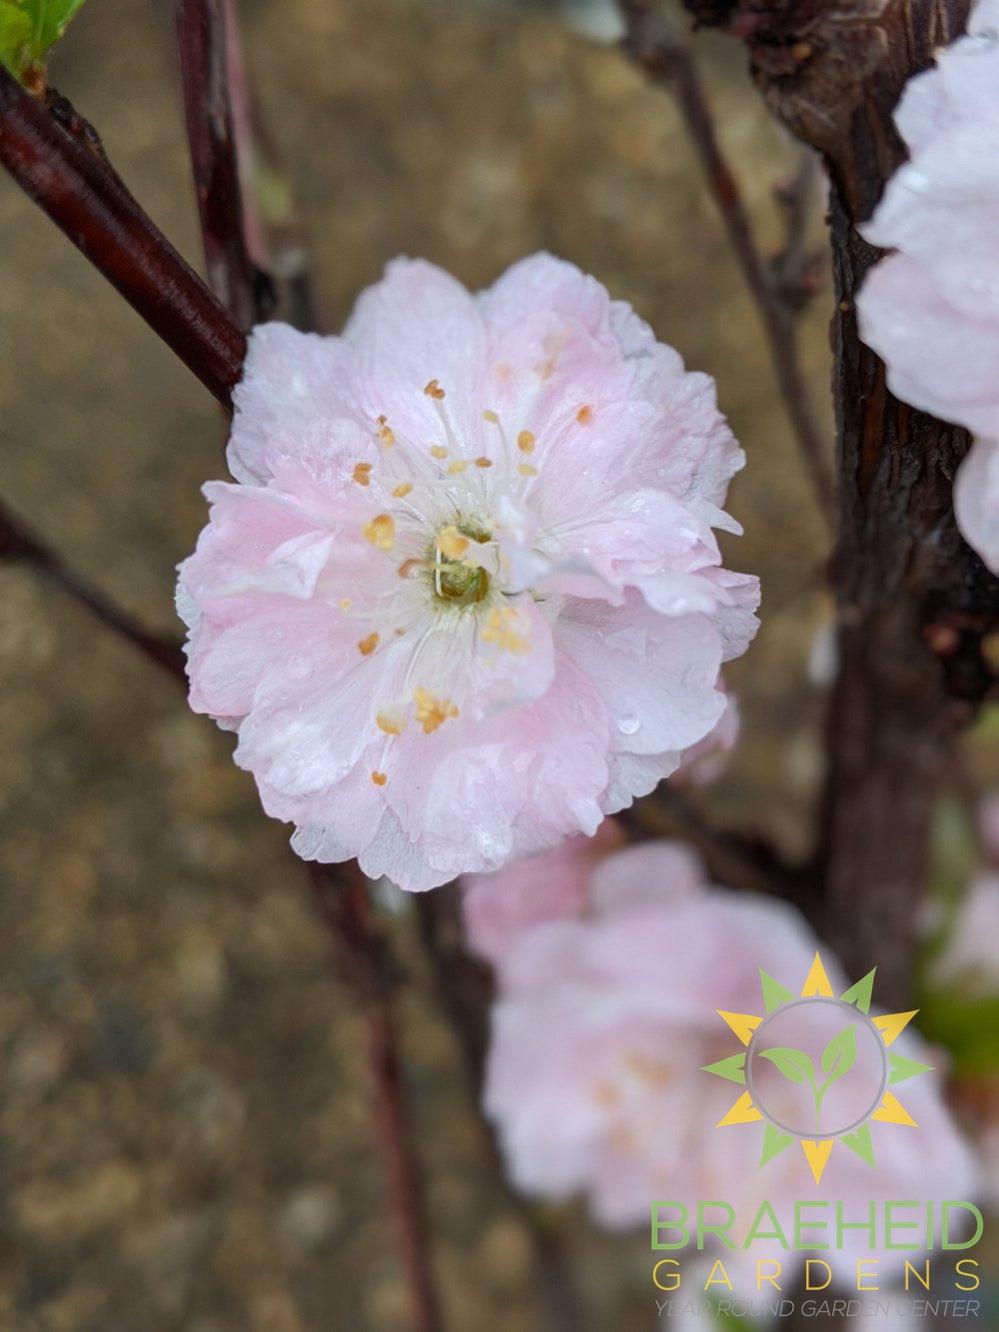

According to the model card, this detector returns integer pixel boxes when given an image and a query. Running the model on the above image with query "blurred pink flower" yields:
[481,839,977,1289]
[856,0,999,571]
[933,871,999,997]
[178,255,758,890]
[978,791,999,864]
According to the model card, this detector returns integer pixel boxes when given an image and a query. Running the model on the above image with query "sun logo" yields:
[703,952,932,1186]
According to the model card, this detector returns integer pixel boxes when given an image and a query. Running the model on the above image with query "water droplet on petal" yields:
[617,715,640,736]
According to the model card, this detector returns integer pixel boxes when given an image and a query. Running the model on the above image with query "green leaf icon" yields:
[758,1046,815,1085]
[820,1025,857,1086]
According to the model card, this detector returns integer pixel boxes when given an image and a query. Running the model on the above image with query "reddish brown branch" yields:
[174,0,270,330]
[0,498,188,686]
[0,66,246,407]
[309,867,442,1332]
[619,2,835,528]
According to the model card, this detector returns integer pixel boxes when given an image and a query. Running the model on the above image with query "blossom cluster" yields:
[462,831,976,1291]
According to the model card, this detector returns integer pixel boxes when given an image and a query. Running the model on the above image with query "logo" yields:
[702,952,932,1185]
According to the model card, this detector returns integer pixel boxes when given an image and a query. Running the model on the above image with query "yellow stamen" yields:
[352,462,373,486]
[392,481,413,498]
[371,771,388,786]
[363,514,395,551]
[483,409,499,424]
[517,430,535,454]
[357,632,380,656]
[447,459,469,475]
[430,444,448,460]
[376,415,395,446]
[424,378,445,400]
[576,404,593,425]
[517,462,537,477]
[376,709,407,736]
[437,525,470,560]
[413,685,459,734]
[482,606,531,654]
[339,597,353,611]
[475,456,492,469]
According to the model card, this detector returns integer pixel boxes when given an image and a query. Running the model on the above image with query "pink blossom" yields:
[481,839,977,1288]
[178,255,758,890]
[856,0,999,571]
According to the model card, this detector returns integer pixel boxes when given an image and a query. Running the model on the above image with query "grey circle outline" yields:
[744,996,888,1141]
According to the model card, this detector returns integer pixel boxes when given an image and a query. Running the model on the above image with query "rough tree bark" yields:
[683,0,999,1005]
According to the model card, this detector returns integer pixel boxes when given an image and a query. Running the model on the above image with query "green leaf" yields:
[820,1025,857,1086]
[0,0,88,83]
[0,3,32,75]
[758,1046,815,1085]
[30,0,87,53]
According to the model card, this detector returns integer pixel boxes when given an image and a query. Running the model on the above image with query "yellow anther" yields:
[483,409,499,424]
[447,459,469,475]
[517,430,535,454]
[437,525,470,560]
[576,404,593,425]
[413,685,459,734]
[352,461,373,486]
[424,378,445,400]
[357,632,380,656]
[376,415,395,445]
[363,514,395,551]
[392,481,413,498]
[475,456,492,469]
[376,709,407,736]
[430,444,448,460]
[517,462,537,477]
[339,597,353,611]
[398,557,424,580]
[371,771,388,786]
[482,606,531,654]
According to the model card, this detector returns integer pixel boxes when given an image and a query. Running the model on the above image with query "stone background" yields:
[0,1,993,1329]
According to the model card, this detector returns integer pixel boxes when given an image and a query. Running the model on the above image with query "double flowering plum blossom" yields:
[857,0,999,571]
[468,837,977,1290]
[178,255,758,890]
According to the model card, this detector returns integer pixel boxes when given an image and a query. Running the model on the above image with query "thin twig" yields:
[174,0,271,330]
[771,147,825,313]
[618,2,836,529]
[221,0,317,330]
[414,890,585,1332]
[0,66,246,407]
[0,498,188,686]
[310,867,443,1332]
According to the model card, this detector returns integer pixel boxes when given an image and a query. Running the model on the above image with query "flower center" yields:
[430,519,492,606]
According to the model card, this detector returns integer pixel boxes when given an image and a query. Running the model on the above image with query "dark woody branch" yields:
[0,66,246,408]
[682,0,999,1005]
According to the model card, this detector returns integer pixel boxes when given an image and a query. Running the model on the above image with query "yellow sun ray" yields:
[801,952,835,998]
[873,1010,919,1046]
[801,1138,835,1185]
[871,1090,918,1127]
[716,1010,763,1046]
[716,1092,764,1127]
